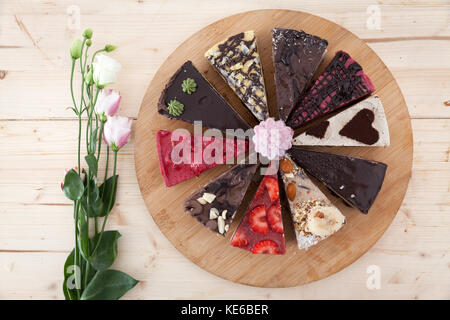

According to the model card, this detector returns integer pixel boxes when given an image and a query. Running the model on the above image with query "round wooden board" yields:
[134,9,413,288]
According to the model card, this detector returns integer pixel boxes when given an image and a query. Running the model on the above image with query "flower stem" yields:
[97,121,105,161]
[73,200,81,299]
[70,59,78,113]
[91,150,117,256]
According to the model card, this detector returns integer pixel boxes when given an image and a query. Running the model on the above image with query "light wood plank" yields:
[1,2,449,119]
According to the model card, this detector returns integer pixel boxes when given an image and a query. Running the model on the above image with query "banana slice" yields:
[306,206,345,238]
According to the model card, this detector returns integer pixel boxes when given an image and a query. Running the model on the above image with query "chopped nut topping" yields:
[209,208,219,219]
[202,192,216,203]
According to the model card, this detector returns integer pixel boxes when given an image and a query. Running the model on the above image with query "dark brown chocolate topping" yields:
[158,61,250,131]
[287,51,375,129]
[339,108,379,145]
[272,28,328,121]
[288,147,387,214]
[305,120,330,139]
[183,164,258,235]
[207,33,268,120]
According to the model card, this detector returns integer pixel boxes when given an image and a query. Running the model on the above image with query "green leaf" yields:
[81,178,105,217]
[89,231,121,271]
[80,270,138,300]
[63,169,84,201]
[63,249,80,300]
[85,154,98,177]
[99,175,118,215]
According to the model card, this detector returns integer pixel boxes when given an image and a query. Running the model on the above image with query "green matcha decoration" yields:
[181,78,197,94]
[168,99,184,116]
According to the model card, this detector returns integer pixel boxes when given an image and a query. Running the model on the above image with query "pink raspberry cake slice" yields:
[230,174,286,255]
[156,130,248,187]
[287,51,375,129]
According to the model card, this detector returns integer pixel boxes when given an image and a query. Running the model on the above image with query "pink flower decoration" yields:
[103,115,132,151]
[94,89,121,119]
[252,117,294,160]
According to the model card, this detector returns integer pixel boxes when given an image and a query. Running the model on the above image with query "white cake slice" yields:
[279,155,346,250]
[292,95,390,147]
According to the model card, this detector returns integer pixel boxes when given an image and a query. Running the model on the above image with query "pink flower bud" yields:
[94,89,121,121]
[61,166,79,190]
[103,115,132,151]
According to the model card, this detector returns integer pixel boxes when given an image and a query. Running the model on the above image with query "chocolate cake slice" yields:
[158,61,250,131]
[288,147,387,213]
[287,51,375,129]
[272,28,328,121]
[184,164,258,236]
[292,95,390,146]
[205,31,269,121]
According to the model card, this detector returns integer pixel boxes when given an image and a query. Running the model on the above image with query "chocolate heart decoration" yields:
[339,108,379,145]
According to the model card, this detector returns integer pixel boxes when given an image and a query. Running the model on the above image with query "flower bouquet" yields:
[61,28,137,300]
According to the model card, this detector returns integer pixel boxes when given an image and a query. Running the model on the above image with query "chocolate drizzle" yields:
[272,28,328,121]
[339,108,379,145]
[287,51,375,129]
[305,120,330,139]
[205,31,268,121]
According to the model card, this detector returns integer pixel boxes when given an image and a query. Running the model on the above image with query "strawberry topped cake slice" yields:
[230,174,286,255]
[156,130,248,187]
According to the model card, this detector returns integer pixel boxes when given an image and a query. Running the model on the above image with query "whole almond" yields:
[280,158,293,173]
[287,183,296,201]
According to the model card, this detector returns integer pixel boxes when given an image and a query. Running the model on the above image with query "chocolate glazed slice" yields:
[288,147,387,214]
[287,51,375,129]
[183,164,259,236]
[272,28,328,122]
[158,61,250,132]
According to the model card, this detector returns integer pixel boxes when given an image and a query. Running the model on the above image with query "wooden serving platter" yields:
[134,9,413,287]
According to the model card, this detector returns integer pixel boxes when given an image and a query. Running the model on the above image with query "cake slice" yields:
[287,51,375,129]
[205,31,269,121]
[184,164,258,236]
[158,61,250,131]
[279,155,345,250]
[230,174,286,254]
[156,130,248,187]
[292,95,390,146]
[272,28,328,121]
[288,147,387,214]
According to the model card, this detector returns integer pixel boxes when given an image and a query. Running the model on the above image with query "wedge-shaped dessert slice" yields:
[272,28,328,121]
[158,61,250,131]
[287,50,375,129]
[230,174,286,254]
[205,31,269,121]
[279,155,345,250]
[156,130,248,187]
[184,164,258,236]
[288,147,387,214]
[293,95,390,146]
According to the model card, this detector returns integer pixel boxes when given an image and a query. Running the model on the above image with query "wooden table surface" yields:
[0,0,449,300]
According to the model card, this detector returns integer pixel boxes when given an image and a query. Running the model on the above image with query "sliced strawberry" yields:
[264,177,279,202]
[231,231,248,248]
[267,202,284,233]
[252,240,279,254]
[248,205,268,234]
[253,181,265,200]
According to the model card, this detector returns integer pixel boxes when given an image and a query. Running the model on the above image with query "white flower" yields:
[93,54,121,87]
[103,115,132,151]
[94,89,121,121]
